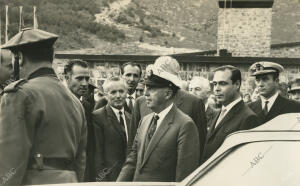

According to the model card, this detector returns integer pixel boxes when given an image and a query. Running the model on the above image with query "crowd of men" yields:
[0,28,300,185]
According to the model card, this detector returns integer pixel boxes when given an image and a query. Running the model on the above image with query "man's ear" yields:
[165,88,173,100]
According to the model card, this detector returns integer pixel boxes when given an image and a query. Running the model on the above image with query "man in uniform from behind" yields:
[0,28,87,185]
[248,61,300,125]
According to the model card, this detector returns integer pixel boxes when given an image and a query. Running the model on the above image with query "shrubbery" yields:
[0,0,125,50]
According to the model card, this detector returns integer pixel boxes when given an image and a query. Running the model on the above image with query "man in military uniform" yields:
[248,61,300,125]
[0,28,87,185]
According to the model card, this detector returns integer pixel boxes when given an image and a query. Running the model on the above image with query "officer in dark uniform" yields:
[0,28,87,185]
[248,61,300,125]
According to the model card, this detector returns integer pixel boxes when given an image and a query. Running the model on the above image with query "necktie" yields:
[119,111,125,130]
[263,100,269,116]
[128,96,133,112]
[215,108,227,128]
[144,115,160,150]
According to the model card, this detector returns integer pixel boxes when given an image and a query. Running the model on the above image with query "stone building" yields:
[53,0,300,94]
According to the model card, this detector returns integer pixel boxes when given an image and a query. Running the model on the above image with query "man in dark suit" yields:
[117,61,200,182]
[94,62,142,113]
[202,65,259,163]
[128,56,207,158]
[189,76,219,131]
[93,76,131,181]
[64,59,95,181]
[248,61,300,125]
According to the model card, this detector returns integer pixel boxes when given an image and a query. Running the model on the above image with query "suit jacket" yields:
[248,94,300,125]
[93,105,131,181]
[117,105,200,182]
[128,89,207,157]
[205,104,219,131]
[202,101,259,163]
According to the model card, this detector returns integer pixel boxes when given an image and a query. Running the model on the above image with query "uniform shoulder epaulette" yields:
[3,79,27,93]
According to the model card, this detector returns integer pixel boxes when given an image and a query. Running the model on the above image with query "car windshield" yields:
[187,141,300,186]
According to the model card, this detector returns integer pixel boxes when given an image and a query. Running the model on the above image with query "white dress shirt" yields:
[215,97,242,128]
[110,106,128,142]
[260,92,279,112]
[153,103,174,132]
[126,92,136,106]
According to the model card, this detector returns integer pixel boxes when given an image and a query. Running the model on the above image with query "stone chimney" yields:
[217,0,274,57]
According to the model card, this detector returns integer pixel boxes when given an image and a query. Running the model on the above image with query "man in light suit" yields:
[248,61,300,125]
[202,65,259,163]
[117,62,200,182]
[189,76,219,131]
[93,77,131,181]
[128,56,207,158]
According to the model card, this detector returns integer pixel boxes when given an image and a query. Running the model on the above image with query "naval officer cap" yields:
[1,28,58,51]
[249,61,284,76]
[145,56,182,88]
[288,77,300,93]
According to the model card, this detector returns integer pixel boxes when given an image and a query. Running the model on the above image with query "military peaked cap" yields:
[249,61,284,76]
[1,28,58,50]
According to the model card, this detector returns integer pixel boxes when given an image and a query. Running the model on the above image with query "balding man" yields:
[189,76,219,130]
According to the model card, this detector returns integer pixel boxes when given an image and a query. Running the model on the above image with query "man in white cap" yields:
[0,28,87,185]
[117,62,200,182]
[288,77,300,102]
[128,56,207,158]
[248,61,300,125]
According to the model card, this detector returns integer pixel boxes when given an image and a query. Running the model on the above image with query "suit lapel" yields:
[141,106,175,168]
[252,99,262,114]
[106,105,127,143]
[266,95,284,121]
[137,114,154,167]
[207,110,221,139]
[209,101,243,140]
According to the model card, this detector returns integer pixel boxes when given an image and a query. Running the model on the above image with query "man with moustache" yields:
[93,76,131,181]
[202,65,259,163]
[248,62,300,125]
[128,56,207,158]
[117,62,200,182]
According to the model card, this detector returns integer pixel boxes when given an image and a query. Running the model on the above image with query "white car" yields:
[32,113,300,186]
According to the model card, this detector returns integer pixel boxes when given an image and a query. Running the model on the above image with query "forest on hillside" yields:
[0,0,126,49]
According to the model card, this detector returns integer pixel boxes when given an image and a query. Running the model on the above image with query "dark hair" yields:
[20,43,55,62]
[213,65,242,89]
[64,59,88,75]
[120,62,142,76]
